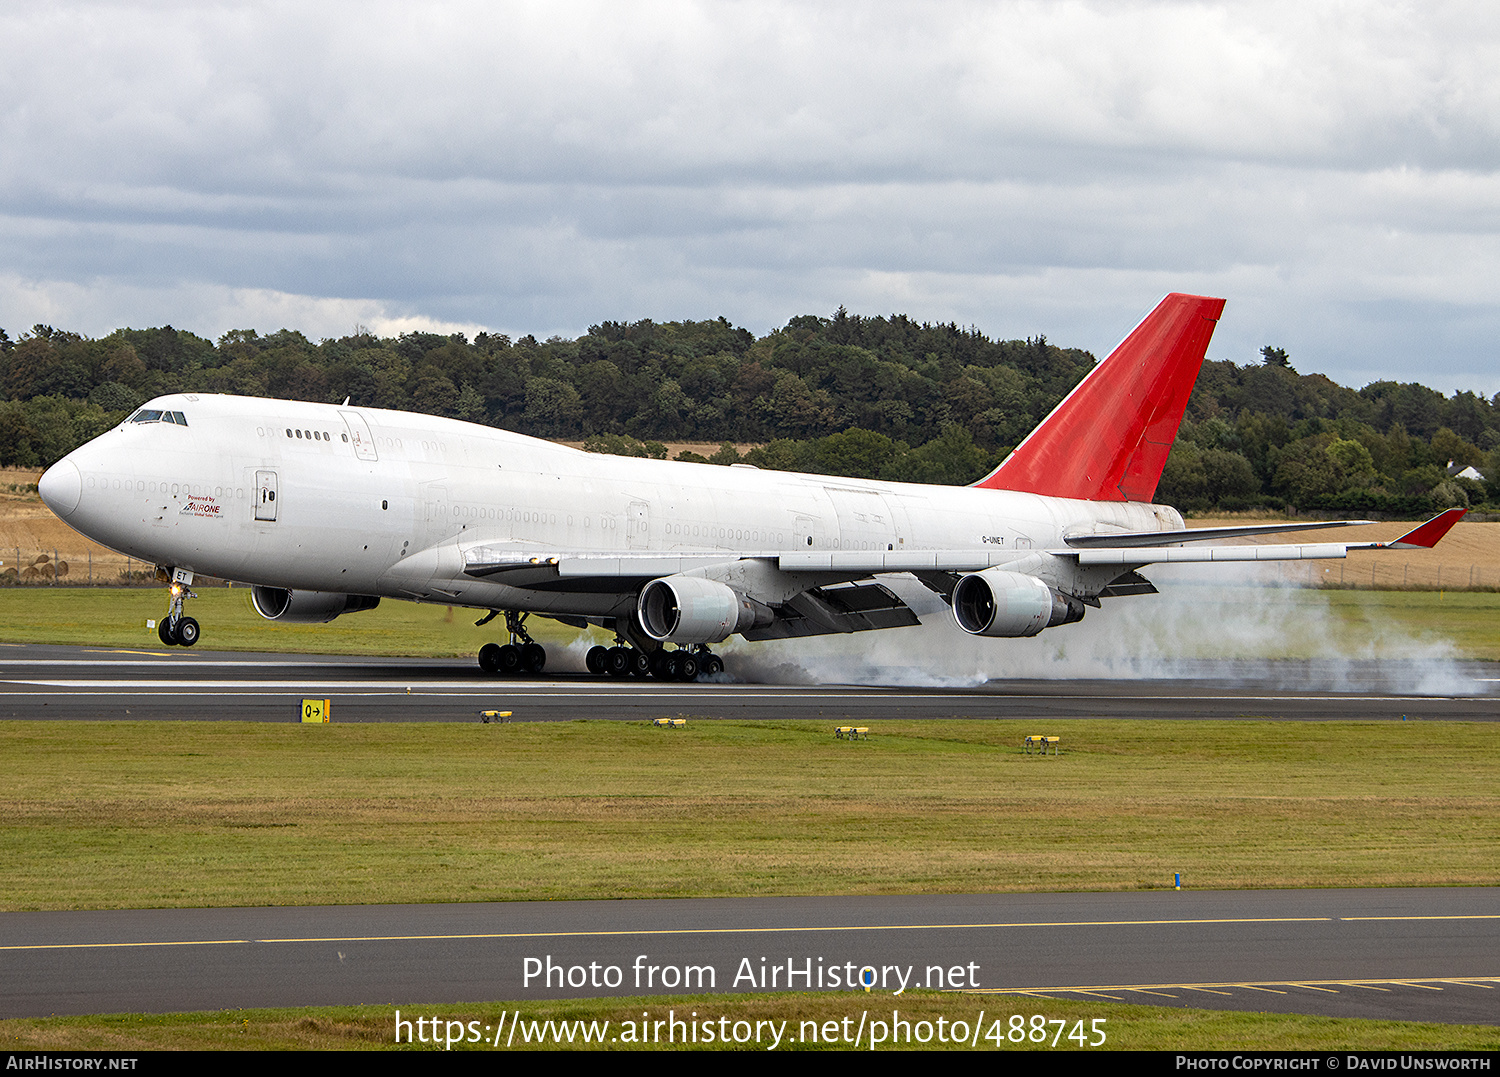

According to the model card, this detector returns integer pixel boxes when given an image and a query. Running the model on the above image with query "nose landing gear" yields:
[157,569,200,647]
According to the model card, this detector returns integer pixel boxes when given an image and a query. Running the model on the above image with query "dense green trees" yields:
[0,314,1494,515]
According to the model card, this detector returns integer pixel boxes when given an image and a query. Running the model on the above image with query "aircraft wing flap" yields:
[1062,519,1376,548]
[469,546,1029,579]
[462,545,759,581]
[1098,570,1158,597]
[777,550,1020,572]
[555,555,743,578]
[1075,543,1352,565]
[740,582,921,640]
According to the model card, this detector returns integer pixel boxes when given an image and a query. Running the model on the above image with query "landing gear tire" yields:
[606,647,633,677]
[157,618,177,646]
[478,642,503,673]
[630,650,652,677]
[176,617,199,647]
[675,653,699,681]
[498,643,522,675]
[650,649,674,679]
[702,653,724,677]
[521,643,546,674]
[586,645,609,675]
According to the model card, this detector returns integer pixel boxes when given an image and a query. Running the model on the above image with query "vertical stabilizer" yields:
[974,293,1224,502]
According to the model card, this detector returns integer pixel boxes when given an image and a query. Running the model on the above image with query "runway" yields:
[2,889,1496,1024]
[0,643,1497,721]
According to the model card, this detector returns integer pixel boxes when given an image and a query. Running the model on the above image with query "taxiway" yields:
[2,889,1495,1023]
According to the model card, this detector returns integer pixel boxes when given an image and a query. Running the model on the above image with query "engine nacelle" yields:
[637,576,772,644]
[951,569,1084,638]
[250,586,380,624]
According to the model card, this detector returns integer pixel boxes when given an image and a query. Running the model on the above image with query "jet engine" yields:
[637,576,773,644]
[950,569,1085,638]
[250,586,381,624]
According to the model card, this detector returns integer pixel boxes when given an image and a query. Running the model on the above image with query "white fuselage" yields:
[44,393,1183,617]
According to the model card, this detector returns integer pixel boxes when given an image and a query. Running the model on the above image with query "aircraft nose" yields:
[38,459,82,518]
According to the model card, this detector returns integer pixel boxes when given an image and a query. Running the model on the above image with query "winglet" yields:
[1380,508,1466,549]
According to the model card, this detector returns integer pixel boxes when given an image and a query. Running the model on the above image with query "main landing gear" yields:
[474,612,727,682]
[157,571,199,647]
[585,641,724,682]
[476,610,547,675]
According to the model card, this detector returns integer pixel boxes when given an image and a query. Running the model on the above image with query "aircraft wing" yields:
[452,509,1464,639]
[1060,508,1465,566]
[461,509,1465,584]
[1061,518,1377,548]
[458,545,925,636]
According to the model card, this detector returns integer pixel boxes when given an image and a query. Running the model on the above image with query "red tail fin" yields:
[974,293,1224,502]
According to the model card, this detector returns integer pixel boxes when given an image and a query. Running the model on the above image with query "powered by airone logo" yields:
[179,494,223,519]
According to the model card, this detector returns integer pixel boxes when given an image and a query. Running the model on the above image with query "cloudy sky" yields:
[1,1,1497,393]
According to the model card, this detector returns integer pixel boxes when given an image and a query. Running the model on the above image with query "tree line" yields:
[0,313,1495,515]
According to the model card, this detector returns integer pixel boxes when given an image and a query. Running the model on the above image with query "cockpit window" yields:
[128,409,188,426]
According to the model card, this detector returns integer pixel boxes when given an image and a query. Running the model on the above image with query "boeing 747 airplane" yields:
[36,294,1462,680]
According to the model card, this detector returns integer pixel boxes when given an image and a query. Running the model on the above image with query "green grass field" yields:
[3,993,1495,1051]
[0,584,587,656]
[1,584,1499,658]
[3,719,1495,911]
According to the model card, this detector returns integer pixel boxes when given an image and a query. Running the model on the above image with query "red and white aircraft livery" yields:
[37,294,1462,680]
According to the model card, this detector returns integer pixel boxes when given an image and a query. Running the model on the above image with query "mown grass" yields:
[2,720,1495,910]
[1,993,1495,1051]
[0,585,583,655]
[1319,588,1500,660]
[2,585,1499,659]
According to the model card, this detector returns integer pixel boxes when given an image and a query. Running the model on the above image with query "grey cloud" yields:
[0,1,1498,394]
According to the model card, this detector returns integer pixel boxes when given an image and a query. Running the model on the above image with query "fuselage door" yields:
[824,486,901,551]
[255,470,279,522]
[340,411,379,462]
[422,482,450,539]
[627,500,650,548]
